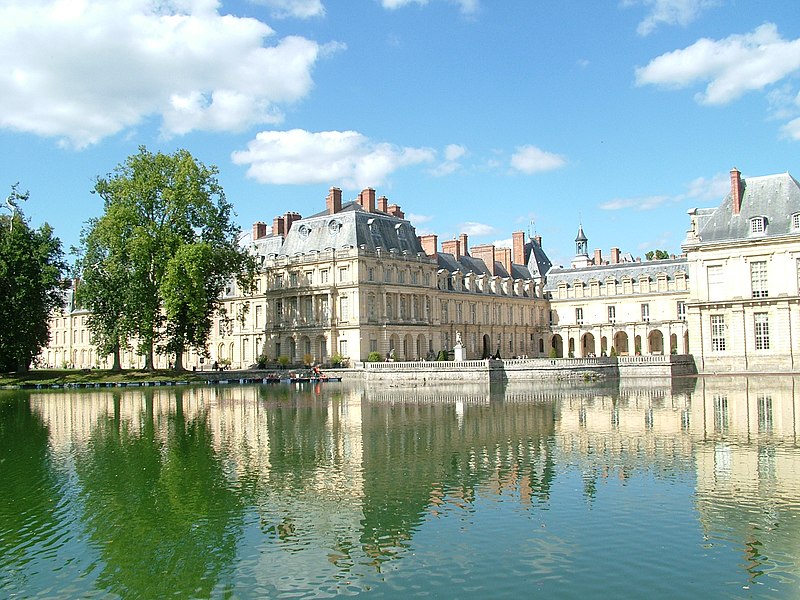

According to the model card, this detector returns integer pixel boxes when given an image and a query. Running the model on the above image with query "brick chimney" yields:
[272,216,285,237]
[593,249,602,265]
[419,234,438,257]
[358,188,376,212]
[326,187,342,215]
[253,221,268,240]
[512,231,525,266]
[387,204,404,219]
[610,247,620,265]
[731,167,742,215]
[377,195,389,213]
[471,244,496,276]
[458,233,469,256]
[284,211,301,233]
[442,239,461,260]
[534,235,542,247]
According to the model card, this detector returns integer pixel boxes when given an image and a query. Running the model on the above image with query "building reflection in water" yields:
[23,375,800,593]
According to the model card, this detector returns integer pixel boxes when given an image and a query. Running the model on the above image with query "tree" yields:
[645,249,669,261]
[81,147,254,371]
[0,184,68,372]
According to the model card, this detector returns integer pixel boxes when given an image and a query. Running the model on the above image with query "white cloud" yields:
[0,0,334,148]
[510,145,567,174]
[249,0,325,19]
[600,171,730,211]
[231,129,436,187]
[407,213,434,225]
[635,24,800,106]
[380,0,479,16]
[623,0,719,37]
[782,117,800,141]
[458,221,496,236]
[491,237,512,249]
[381,0,427,8]
[429,143,467,176]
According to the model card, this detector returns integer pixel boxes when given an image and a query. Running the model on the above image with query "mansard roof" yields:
[691,172,800,244]
[544,257,687,290]
[255,201,426,258]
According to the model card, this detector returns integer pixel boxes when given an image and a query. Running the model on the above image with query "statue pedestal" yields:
[454,343,465,361]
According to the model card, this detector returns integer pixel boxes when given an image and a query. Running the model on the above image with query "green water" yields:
[1,377,798,598]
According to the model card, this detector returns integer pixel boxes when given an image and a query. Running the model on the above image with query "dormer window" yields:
[792,213,800,231]
[750,216,766,235]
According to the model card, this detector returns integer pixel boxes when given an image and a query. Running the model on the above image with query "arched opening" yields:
[613,331,629,355]
[600,336,608,356]
[648,330,664,355]
[298,335,311,363]
[568,337,576,358]
[482,334,492,359]
[403,334,413,360]
[316,335,327,362]
[389,334,400,360]
[581,333,596,357]
[683,331,690,354]
[551,335,563,358]
[634,335,642,356]
[670,333,678,355]
[416,334,426,360]
[288,338,296,362]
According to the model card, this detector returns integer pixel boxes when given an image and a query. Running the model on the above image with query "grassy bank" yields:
[0,369,205,387]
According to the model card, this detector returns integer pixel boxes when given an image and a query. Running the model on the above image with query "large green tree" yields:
[81,147,254,370]
[0,185,68,372]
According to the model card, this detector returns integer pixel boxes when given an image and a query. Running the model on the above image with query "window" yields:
[339,339,348,356]
[754,312,770,350]
[339,296,349,321]
[274,274,283,289]
[368,294,376,320]
[255,305,262,328]
[441,300,449,323]
[370,338,378,353]
[707,265,723,300]
[757,394,773,432]
[641,303,650,322]
[750,260,768,298]
[750,216,766,234]
[411,271,418,285]
[711,315,726,352]
[398,270,405,284]
[304,270,313,285]
[320,269,329,284]
[289,272,298,287]
[677,301,686,321]
[339,266,349,283]
[608,305,616,324]
[275,299,283,321]
[575,307,584,325]
[793,213,800,230]
[384,268,392,283]
[368,267,374,282]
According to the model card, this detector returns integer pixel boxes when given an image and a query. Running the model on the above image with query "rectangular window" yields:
[677,301,686,321]
[339,266,349,283]
[339,339,348,357]
[751,217,765,234]
[339,296,349,321]
[368,267,374,282]
[754,312,770,350]
[608,305,616,324]
[289,272,298,287]
[750,260,768,298]
[384,268,392,283]
[411,271,418,285]
[320,269,329,284]
[711,315,726,352]
[370,338,378,352]
[274,274,283,289]
[757,394,773,432]
[255,305,262,328]
[441,300,449,323]
[641,303,650,322]
[304,271,313,285]
[575,307,584,325]
[707,265,723,300]
[398,270,405,284]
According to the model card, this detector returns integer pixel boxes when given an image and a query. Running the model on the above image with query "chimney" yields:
[272,216,285,237]
[252,221,268,240]
[387,204,405,219]
[377,195,389,213]
[593,249,602,265]
[284,211,301,233]
[498,247,512,275]
[442,239,461,260]
[358,188,376,212]
[610,247,620,265]
[326,187,342,214]
[534,235,542,247]
[731,167,742,215]
[458,233,469,256]
[419,234,438,257]
[512,231,525,266]
[471,244,496,276]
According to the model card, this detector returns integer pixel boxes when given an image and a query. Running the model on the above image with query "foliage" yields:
[277,355,290,368]
[329,353,345,368]
[436,350,448,361]
[0,185,68,371]
[79,147,255,371]
[548,348,558,359]
[645,249,670,261]
[302,353,314,366]
[367,351,382,362]
[256,353,269,368]
[609,346,618,357]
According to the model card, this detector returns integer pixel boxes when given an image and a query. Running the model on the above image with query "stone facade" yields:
[38,169,800,374]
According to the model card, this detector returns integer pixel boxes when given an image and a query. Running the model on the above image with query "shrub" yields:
[436,350,448,361]
[277,355,290,368]
[256,353,269,368]
[303,353,314,366]
[367,351,382,362]
[609,347,617,357]
[548,348,558,359]
[330,353,344,368]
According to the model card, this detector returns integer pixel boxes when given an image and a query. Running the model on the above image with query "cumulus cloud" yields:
[429,144,467,176]
[600,171,730,211]
[510,145,567,174]
[231,129,435,188]
[249,0,325,19]
[0,0,335,148]
[380,0,479,16]
[622,0,719,37]
[458,221,496,236]
[635,24,800,105]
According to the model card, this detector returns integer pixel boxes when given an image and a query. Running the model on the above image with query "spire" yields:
[575,224,588,256]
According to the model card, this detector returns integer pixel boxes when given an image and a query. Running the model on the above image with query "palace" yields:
[39,167,800,374]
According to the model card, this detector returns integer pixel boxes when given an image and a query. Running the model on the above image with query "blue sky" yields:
[2,0,799,268]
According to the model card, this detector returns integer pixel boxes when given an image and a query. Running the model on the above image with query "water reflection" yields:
[0,376,797,597]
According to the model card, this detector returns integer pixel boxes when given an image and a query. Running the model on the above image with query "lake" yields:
[1,376,798,598]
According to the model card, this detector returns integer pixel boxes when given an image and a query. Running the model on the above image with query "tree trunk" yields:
[174,347,184,371]
[111,344,122,372]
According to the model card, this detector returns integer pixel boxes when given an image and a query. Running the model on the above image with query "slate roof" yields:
[690,172,800,244]
[544,257,688,291]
